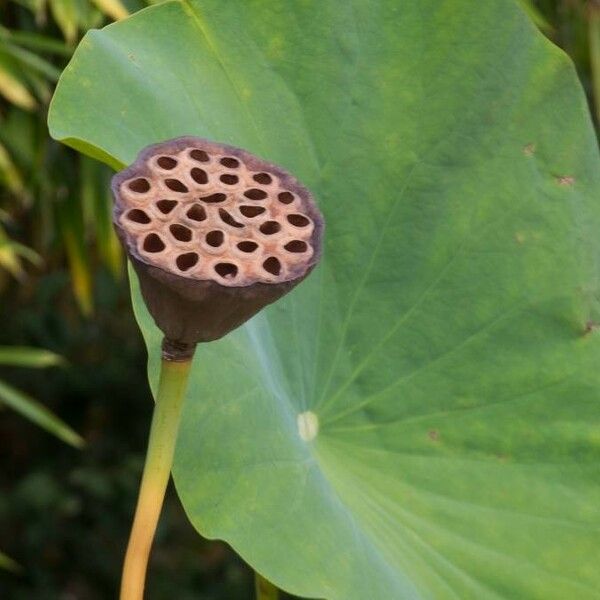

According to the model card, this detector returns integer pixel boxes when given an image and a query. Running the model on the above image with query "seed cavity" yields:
[165,178,188,193]
[206,230,224,247]
[278,191,294,204]
[284,240,308,253]
[263,256,281,276]
[190,167,208,185]
[259,221,281,235]
[143,233,165,253]
[215,262,238,278]
[219,208,244,228]
[287,214,310,227]
[156,199,178,214]
[237,241,258,253]
[190,149,209,162]
[128,178,150,193]
[170,224,192,242]
[244,188,268,200]
[200,193,226,204]
[176,252,198,271]
[186,204,206,222]
[239,205,265,218]
[253,173,272,185]
[126,209,151,224]
[220,157,239,168]
[157,156,177,169]
[220,174,239,185]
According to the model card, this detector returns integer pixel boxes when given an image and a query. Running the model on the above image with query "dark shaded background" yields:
[0,1,597,598]
[0,271,264,599]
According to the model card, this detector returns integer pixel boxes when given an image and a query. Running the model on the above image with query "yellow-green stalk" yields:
[120,357,192,600]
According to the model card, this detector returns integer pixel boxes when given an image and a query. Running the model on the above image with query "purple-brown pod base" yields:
[129,251,314,345]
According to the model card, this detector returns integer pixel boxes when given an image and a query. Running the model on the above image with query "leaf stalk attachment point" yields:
[120,348,193,600]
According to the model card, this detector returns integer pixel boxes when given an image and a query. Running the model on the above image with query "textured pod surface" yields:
[112,137,324,346]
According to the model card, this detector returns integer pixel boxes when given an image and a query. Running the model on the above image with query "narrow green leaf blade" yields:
[49,0,79,44]
[0,139,25,195]
[3,41,62,81]
[90,0,129,21]
[0,379,83,448]
[0,551,22,574]
[0,347,65,368]
[0,50,36,110]
[0,27,72,57]
[57,195,94,315]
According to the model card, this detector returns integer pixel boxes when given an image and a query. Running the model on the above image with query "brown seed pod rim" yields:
[111,136,324,289]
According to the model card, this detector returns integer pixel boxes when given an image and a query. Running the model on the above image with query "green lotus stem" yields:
[120,356,192,600]
[255,572,280,600]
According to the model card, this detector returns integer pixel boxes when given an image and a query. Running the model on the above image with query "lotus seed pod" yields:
[112,136,324,358]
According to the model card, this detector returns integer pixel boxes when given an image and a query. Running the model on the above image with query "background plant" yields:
[0,345,81,447]
[0,0,131,314]
[0,344,81,573]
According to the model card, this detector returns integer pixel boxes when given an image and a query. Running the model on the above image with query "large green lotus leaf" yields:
[49,0,600,598]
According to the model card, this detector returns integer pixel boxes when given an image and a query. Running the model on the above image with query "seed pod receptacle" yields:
[112,136,324,349]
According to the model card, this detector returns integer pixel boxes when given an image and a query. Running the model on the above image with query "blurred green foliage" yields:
[0,1,597,598]
[0,345,82,447]
[0,0,128,314]
[520,1,598,123]
[0,272,270,598]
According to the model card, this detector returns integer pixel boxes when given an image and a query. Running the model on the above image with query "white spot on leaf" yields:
[297,411,319,442]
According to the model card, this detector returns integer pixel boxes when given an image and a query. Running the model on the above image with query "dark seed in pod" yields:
[278,191,294,204]
[156,199,178,214]
[170,224,192,242]
[237,241,258,253]
[244,188,268,200]
[263,257,281,276]
[200,193,226,204]
[253,173,272,185]
[284,240,308,253]
[190,149,209,162]
[186,204,206,221]
[190,167,208,184]
[128,178,150,193]
[165,178,188,193]
[157,156,177,169]
[205,230,224,247]
[287,214,310,227]
[239,205,265,218]
[143,233,165,253]
[215,262,238,278]
[126,209,151,224]
[176,252,199,271]
[219,208,244,228]
[259,221,281,235]
[220,157,240,168]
